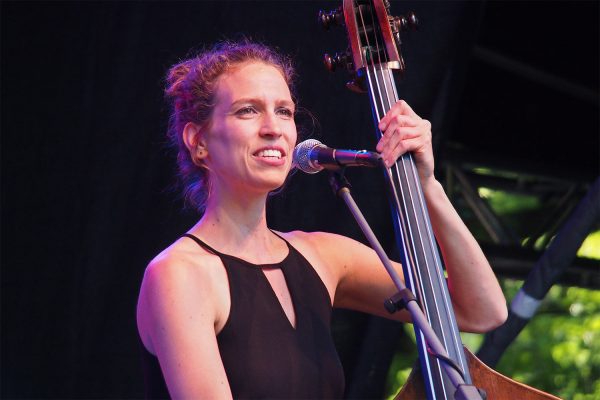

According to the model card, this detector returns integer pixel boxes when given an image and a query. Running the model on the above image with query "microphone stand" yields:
[327,168,485,400]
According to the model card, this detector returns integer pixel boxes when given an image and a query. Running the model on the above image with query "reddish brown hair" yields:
[165,40,296,212]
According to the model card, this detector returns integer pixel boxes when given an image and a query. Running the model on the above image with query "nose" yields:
[259,111,283,139]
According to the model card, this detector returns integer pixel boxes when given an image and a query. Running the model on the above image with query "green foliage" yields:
[384,281,600,399]
[578,230,600,259]
[475,188,600,258]
[494,281,600,400]
[478,187,540,215]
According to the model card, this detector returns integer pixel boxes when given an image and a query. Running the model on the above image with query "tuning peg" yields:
[323,52,353,72]
[346,77,366,94]
[400,12,419,32]
[391,12,418,34]
[318,7,344,30]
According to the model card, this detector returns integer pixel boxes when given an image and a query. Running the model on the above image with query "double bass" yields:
[318,1,561,399]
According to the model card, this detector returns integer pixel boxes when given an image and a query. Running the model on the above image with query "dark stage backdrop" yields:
[2,1,597,399]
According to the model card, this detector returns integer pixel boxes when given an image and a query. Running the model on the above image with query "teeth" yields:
[256,149,282,159]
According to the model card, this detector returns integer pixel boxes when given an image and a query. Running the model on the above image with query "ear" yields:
[183,122,208,161]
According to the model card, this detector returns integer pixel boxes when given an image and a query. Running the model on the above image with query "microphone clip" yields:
[328,168,352,197]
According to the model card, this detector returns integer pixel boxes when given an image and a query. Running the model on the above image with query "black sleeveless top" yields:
[141,233,345,399]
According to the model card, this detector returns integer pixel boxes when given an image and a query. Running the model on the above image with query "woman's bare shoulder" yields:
[275,230,368,275]
[277,229,344,243]
[140,236,230,315]
[145,237,223,283]
[278,230,363,256]
[137,236,229,353]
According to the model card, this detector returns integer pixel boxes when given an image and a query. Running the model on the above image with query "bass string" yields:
[356,0,470,391]
[356,2,449,396]
[381,64,467,374]
[375,69,457,397]
[357,0,444,344]
[380,61,470,381]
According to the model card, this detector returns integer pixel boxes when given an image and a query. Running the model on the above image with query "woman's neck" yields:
[191,189,279,258]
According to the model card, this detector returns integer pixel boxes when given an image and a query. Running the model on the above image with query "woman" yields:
[137,40,507,399]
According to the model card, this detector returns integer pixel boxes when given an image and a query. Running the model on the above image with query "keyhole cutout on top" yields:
[262,268,297,329]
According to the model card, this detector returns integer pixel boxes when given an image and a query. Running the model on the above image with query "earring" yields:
[193,147,207,168]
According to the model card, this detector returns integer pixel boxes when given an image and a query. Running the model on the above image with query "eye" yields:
[276,107,295,119]
[235,106,258,116]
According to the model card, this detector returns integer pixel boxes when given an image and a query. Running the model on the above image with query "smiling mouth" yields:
[255,149,283,159]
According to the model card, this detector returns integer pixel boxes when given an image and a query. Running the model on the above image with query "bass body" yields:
[396,348,560,399]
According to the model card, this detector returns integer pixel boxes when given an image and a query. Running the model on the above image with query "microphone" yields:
[293,139,382,174]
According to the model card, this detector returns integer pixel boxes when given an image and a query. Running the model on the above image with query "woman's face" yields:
[202,62,297,197]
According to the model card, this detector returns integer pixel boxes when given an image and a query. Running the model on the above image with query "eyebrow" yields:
[230,98,296,109]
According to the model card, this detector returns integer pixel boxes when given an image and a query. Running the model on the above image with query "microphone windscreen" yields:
[293,139,324,174]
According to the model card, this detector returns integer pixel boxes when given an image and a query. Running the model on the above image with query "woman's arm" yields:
[421,178,508,332]
[295,230,411,322]
[137,250,233,399]
[327,100,507,332]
